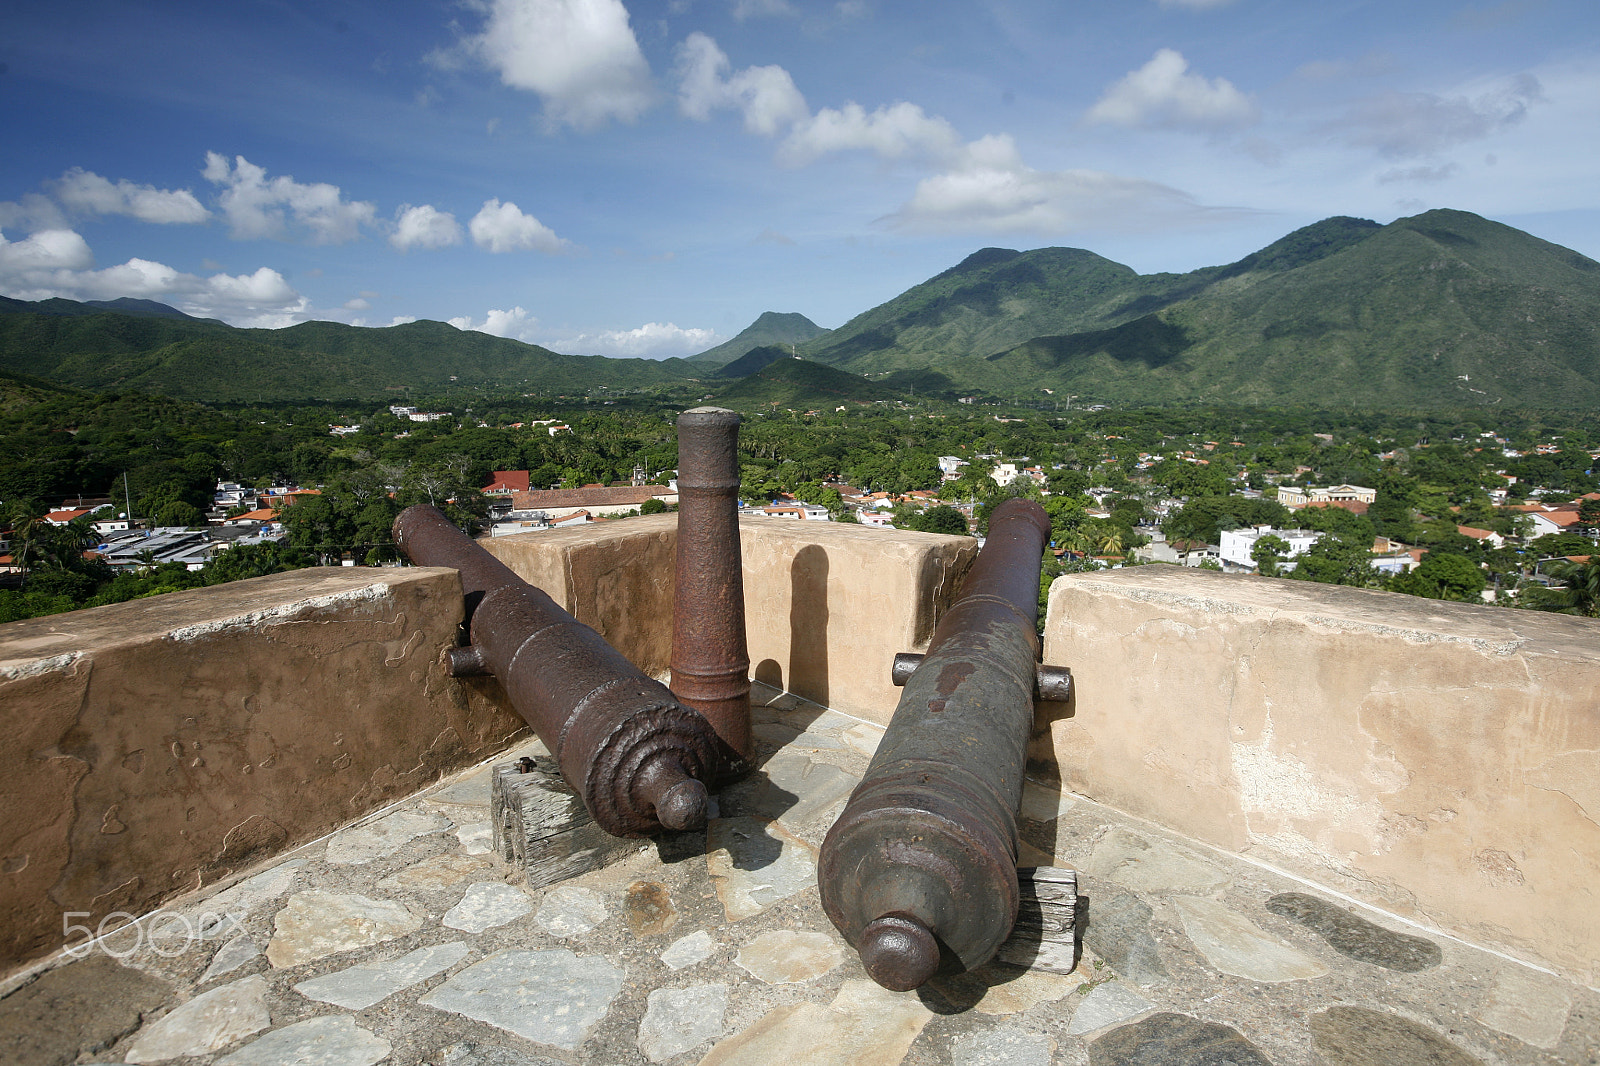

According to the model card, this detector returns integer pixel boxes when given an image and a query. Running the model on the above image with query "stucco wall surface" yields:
[1042,565,1600,985]
[485,514,978,721]
[0,567,523,976]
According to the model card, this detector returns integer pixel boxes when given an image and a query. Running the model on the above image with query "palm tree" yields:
[1526,558,1600,618]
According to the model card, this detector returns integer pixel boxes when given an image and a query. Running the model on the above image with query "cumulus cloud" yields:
[569,321,722,358]
[1087,49,1259,131]
[0,226,304,323]
[1331,74,1543,159]
[675,33,955,166]
[391,203,463,250]
[676,32,808,135]
[781,101,964,165]
[449,306,540,340]
[455,0,654,129]
[887,135,1235,235]
[0,192,68,233]
[0,229,95,273]
[203,153,377,243]
[51,168,210,224]
[469,199,571,254]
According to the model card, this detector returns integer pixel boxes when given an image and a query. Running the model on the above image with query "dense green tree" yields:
[1388,552,1486,601]
[1251,534,1291,577]
[905,505,970,536]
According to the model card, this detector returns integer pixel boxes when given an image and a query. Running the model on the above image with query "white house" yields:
[1218,525,1320,570]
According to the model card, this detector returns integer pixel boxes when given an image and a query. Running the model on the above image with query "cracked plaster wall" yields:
[1040,565,1600,986]
[0,567,524,978]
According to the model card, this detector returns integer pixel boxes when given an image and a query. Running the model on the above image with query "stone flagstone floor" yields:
[3,683,1596,1066]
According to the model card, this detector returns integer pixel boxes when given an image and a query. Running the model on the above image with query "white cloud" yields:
[202,153,377,243]
[469,199,571,253]
[391,203,463,250]
[0,228,95,273]
[449,306,540,341]
[781,101,964,165]
[0,226,304,323]
[888,136,1238,235]
[1331,74,1543,159]
[0,192,66,233]
[51,168,210,224]
[457,0,654,129]
[1087,49,1259,131]
[676,33,808,136]
[568,321,722,358]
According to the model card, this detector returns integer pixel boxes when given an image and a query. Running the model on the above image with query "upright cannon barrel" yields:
[394,504,719,837]
[670,407,754,780]
[818,497,1054,991]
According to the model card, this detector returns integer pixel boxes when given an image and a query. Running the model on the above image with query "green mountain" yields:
[0,307,699,401]
[688,311,830,365]
[0,295,211,321]
[716,344,793,378]
[986,210,1600,407]
[801,210,1600,409]
[708,357,898,410]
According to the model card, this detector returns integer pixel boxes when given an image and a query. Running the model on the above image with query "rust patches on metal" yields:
[819,497,1055,991]
[393,504,718,837]
[670,406,753,781]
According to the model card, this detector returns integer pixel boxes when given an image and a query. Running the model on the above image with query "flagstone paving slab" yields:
[418,948,624,1050]
[705,816,819,920]
[122,975,271,1063]
[324,807,452,865]
[636,983,729,1062]
[1473,966,1575,1050]
[442,882,532,933]
[293,941,471,1010]
[1089,1012,1274,1066]
[533,883,609,937]
[1064,981,1155,1036]
[199,934,262,983]
[1172,895,1329,984]
[1309,1005,1486,1066]
[661,929,719,970]
[378,851,497,892]
[698,979,935,1066]
[216,1014,390,1066]
[1079,884,1170,987]
[266,889,422,968]
[1266,891,1442,972]
[734,929,842,984]
[951,1025,1054,1066]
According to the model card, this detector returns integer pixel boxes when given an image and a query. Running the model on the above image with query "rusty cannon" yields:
[671,406,754,781]
[393,504,719,837]
[818,496,1070,991]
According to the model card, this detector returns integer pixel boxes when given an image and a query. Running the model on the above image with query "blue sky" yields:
[3,0,1598,357]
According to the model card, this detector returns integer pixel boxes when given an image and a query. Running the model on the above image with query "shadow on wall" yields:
[788,545,829,709]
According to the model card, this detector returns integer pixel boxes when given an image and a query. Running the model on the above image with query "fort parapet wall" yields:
[1042,566,1600,988]
[2,516,1597,988]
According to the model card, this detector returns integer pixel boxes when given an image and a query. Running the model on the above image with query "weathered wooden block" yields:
[491,756,640,890]
[996,866,1080,973]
